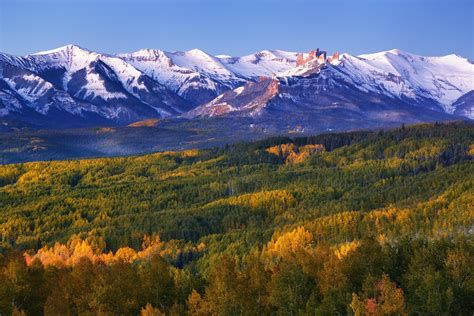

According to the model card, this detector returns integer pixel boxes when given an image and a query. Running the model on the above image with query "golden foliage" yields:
[0,165,24,186]
[128,118,160,127]
[351,274,407,316]
[95,127,116,133]
[140,303,164,316]
[334,240,361,260]
[186,290,210,316]
[24,235,205,267]
[208,189,296,215]
[469,144,474,156]
[265,143,325,164]
[265,227,314,259]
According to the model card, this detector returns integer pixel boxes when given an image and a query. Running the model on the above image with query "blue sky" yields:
[0,0,473,58]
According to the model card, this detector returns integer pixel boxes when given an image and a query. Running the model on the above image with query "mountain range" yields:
[1,45,473,132]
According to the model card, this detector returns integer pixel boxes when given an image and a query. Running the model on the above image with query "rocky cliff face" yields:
[183,77,279,118]
[296,48,328,66]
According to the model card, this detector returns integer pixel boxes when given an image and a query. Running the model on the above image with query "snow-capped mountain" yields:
[0,45,192,127]
[0,44,472,128]
[352,50,473,112]
[186,49,474,121]
[119,48,298,105]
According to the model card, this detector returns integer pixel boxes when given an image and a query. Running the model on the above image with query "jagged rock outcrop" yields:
[296,48,329,66]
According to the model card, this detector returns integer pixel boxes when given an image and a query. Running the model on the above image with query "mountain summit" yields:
[0,46,472,129]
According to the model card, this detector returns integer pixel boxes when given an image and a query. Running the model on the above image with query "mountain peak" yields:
[438,53,470,62]
[386,48,405,55]
[32,44,91,56]
[121,48,168,60]
[358,48,414,60]
[130,48,164,54]
[186,48,210,56]
[255,50,278,58]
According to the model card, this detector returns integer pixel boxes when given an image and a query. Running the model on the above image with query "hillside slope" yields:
[0,122,473,314]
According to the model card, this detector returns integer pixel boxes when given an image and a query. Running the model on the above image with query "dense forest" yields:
[0,122,473,315]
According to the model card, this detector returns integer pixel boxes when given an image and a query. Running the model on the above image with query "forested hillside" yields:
[0,122,473,315]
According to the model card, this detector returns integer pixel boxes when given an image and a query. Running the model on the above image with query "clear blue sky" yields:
[1,0,473,58]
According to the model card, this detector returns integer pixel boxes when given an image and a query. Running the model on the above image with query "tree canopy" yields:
[0,122,473,315]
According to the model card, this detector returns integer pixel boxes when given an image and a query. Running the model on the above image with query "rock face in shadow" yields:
[453,91,474,119]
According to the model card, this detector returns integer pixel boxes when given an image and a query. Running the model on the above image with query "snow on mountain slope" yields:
[0,59,99,118]
[0,44,473,129]
[4,45,129,102]
[184,48,473,121]
[120,49,299,104]
[333,53,419,100]
[29,45,163,105]
[0,45,191,122]
[94,55,190,116]
[120,49,243,105]
[171,49,234,77]
[219,50,298,78]
[357,49,474,112]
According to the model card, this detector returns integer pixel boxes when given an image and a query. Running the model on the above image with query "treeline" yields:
[0,121,473,314]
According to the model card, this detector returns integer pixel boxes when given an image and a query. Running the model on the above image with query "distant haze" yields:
[0,0,473,59]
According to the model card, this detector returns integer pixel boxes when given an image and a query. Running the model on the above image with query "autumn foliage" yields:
[0,122,473,314]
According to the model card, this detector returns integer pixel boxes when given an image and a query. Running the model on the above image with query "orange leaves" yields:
[140,303,165,316]
[24,234,205,267]
[24,240,96,267]
[265,143,297,157]
[468,144,474,156]
[373,275,407,315]
[351,274,407,316]
[265,143,325,164]
[114,247,138,262]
